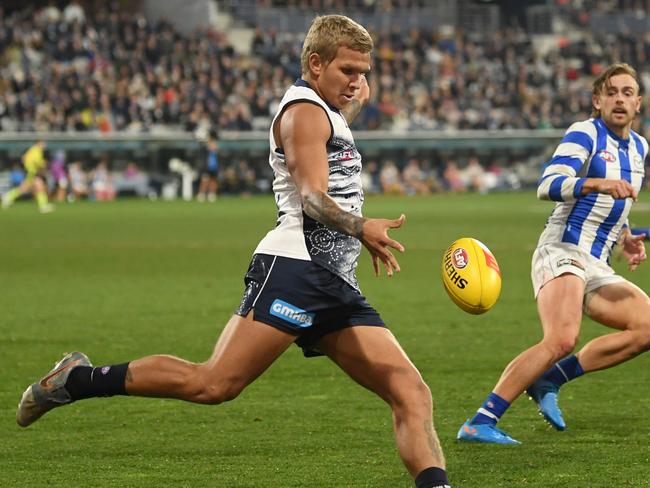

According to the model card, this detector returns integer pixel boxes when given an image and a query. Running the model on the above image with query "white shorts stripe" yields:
[251,255,277,308]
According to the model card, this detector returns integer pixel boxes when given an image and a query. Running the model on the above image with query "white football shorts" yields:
[531,242,627,300]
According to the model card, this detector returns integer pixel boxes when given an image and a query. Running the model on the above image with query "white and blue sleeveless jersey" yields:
[254,79,364,289]
[537,117,647,262]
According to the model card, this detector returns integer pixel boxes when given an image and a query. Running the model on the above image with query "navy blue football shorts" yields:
[235,253,386,357]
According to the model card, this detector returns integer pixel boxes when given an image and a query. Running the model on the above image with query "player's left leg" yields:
[2,179,31,209]
[579,281,650,370]
[317,326,451,488]
[17,312,296,427]
[530,281,650,430]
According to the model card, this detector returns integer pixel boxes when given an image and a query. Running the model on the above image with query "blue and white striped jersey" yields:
[537,117,647,262]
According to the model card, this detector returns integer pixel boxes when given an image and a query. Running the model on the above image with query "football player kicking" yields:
[458,63,649,444]
[17,15,452,488]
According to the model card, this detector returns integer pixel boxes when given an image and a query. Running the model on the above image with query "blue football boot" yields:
[526,378,566,431]
[456,420,520,444]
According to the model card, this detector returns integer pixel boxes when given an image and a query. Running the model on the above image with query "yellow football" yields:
[441,237,501,315]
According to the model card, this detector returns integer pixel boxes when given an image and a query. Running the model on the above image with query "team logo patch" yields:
[598,150,616,163]
[101,366,111,375]
[452,248,469,269]
[633,155,644,171]
[270,299,315,327]
[556,258,585,271]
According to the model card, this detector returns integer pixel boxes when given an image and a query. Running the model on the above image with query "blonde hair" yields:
[591,63,640,118]
[300,15,373,75]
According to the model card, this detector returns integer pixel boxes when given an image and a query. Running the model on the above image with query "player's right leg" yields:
[317,326,451,488]
[33,176,54,213]
[16,313,296,427]
[124,312,295,401]
[457,273,584,443]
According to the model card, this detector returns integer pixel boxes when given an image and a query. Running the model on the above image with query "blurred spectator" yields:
[442,160,466,193]
[113,162,150,198]
[361,160,381,194]
[462,156,488,194]
[221,166,239,194]
[63,0,85,24]
[40,1,61,23]
[68,162,89,201]
[50,150,69,202]
[402,158,430,195]
[91,157,115,201]
[235,159,257,195]
[379,160,405,195]
[197,138,219,202]
[420,159,445,193]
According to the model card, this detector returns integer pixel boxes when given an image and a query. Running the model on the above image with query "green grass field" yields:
[2,192,650,488]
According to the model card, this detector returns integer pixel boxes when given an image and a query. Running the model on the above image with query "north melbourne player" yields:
[458,63,649,444]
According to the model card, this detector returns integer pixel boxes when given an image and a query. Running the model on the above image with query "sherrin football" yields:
[441,237,501,315]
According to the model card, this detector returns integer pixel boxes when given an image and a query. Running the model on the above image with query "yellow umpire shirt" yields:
[22,144,46,177]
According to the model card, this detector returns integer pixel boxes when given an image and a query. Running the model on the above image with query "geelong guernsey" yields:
[254,79,365,289]
[537,117,647,262]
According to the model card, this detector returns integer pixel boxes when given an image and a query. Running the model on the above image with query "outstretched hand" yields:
[620,232,647,271]
[360,214,406,277]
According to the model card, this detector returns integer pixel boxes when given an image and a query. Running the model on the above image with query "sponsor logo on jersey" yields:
[633,155,644,171]
[270,299,315,327]
[598,150,616,163]
[332,149,359,162]
[452,248,469,269]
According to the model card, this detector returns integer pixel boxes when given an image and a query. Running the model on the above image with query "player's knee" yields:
[201,382,243,405]
[543,335,578,359]
[630,327,650,355]
[193,369,245,405]
[390,371,432,412]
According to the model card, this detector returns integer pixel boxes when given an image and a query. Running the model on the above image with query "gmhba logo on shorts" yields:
[270,299,315,327]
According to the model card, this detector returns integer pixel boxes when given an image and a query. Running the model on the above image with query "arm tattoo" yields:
[341,99,362,124]
[302,190,366,239]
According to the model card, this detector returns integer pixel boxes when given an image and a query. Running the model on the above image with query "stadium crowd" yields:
[1,1,650,137]
[2,1,650,203]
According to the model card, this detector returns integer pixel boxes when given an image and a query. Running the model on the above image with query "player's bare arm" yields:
[582,178,638,200]
[340,74,369,124]
[278,102,405,276]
